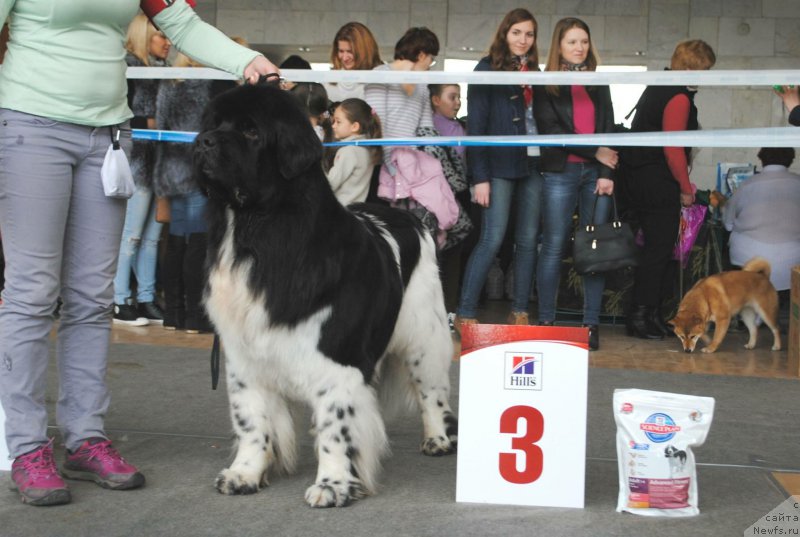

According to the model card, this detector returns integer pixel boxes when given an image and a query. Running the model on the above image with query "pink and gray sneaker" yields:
[62,438,145,490]
[11,440,72,506]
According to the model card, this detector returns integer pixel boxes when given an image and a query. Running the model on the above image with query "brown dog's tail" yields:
[742,257,771,278]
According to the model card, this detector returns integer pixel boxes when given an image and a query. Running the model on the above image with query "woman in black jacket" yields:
[534,17,617,350]
[454,8,544,331]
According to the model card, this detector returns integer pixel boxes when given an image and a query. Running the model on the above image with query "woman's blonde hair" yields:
[125,13,159,66]
[670,39,716,71]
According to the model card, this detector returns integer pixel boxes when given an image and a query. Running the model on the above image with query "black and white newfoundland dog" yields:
[193,84,457,508]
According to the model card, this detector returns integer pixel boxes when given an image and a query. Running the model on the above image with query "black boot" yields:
[184,233,213,334]
[649,307,674,337]
[626,305,664,340]
[583,324,599,351]
[162,234,186,330]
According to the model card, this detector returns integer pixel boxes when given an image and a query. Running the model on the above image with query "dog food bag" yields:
[614,389,715,517]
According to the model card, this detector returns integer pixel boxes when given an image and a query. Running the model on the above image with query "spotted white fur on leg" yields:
[305,374,388,507]
[379,232,458,456]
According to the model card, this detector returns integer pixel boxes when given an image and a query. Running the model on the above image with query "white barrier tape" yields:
[134,126,800,148]
[127,66,800,86]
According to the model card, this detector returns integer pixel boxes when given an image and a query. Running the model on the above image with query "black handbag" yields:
[572,193,638,275]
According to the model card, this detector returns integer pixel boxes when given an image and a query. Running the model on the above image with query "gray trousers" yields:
[0,109,129,457]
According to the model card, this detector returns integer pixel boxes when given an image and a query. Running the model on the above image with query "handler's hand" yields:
[680,191,695,207]
[244,55,280,85]
[595,146,618,169]
[595,178,614,196]
[775,85,800,112]
[473,182,491,207]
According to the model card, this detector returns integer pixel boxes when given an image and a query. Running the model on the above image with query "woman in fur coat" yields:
[153,53,236,333]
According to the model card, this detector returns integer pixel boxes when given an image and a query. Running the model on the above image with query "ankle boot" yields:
[649,307,674,337]
[162,234,186,330]
[184,233,213,334]
[626,305,664,340]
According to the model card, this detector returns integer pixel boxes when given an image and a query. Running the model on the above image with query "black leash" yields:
[210,333,220,390]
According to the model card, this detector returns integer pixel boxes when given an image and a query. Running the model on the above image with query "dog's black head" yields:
[193,84,323,210]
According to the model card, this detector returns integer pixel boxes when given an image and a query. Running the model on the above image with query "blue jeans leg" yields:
[537,165,581,323]
[509,162,543,313]
[578,170,611,325]
[457,165,542,318]
[134,199,163,303]
[113,187,162,304]
[457,178,515,319]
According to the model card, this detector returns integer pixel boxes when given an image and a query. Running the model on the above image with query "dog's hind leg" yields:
[740,307,759,350]
[305,366,388,508]
[216,362,296,495]
[754,294,782,351]
[390,287,458,455]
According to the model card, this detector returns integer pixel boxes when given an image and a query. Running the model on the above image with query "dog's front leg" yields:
[702,316,730,353]
[216,364,295,495]
[304,372,388,508]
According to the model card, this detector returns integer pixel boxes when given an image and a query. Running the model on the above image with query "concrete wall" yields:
[198,0,800,189]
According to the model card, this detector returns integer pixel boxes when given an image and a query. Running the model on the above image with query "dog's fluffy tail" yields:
[742,257,771,278]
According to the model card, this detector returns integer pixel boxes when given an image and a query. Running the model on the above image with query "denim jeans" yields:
[169,190,208,237]
[113,186,163,304]
[536,162,611,325]
[457,159,543,318]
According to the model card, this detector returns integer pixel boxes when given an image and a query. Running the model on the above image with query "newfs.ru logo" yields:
[504,352,543,391]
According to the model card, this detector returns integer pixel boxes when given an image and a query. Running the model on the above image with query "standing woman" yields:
[325,22,383,102]
[365,26,439,168]
[154,53,236,334]
[455,8,544,329]
[618,40,716,339]
[112,14,171,327]
[534,17,617,350]
[0,0,278,507]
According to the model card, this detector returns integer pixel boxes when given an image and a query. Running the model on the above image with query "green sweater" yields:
[0,0,260,127]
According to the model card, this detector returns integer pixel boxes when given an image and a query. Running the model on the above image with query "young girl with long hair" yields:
[455,8,544,330]
[327,98,382,206]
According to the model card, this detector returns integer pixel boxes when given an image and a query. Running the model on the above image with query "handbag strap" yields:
[585,192,622,232]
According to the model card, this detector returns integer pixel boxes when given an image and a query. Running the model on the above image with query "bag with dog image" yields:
[614,389,715,517]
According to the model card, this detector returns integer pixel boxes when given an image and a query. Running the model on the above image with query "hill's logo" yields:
[504,352,542,391]
[641,413,681,443]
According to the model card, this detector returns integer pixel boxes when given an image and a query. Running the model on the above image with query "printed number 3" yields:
[499,405,544,484]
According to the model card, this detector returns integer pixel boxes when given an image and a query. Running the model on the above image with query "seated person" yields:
[723,147,800,321]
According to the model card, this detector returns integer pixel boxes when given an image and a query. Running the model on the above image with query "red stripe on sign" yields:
[141,0,196,18]
[459,324,589,355]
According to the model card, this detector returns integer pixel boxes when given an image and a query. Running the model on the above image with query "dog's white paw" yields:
[744,342,756,350]
[304,478,364,508]
[215,468,266,496]
[772,343,781,351]
[700,347,716,353]
[421,435,457,456]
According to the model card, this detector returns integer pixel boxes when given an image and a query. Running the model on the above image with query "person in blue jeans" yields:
[112,14,171,326]
[534,17,617,351]
[455,8,544,331]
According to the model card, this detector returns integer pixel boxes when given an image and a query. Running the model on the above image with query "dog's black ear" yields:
[277,131,323,178]
[273,103,324,179]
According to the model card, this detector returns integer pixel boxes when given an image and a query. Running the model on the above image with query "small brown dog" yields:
[668,257,781,353]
